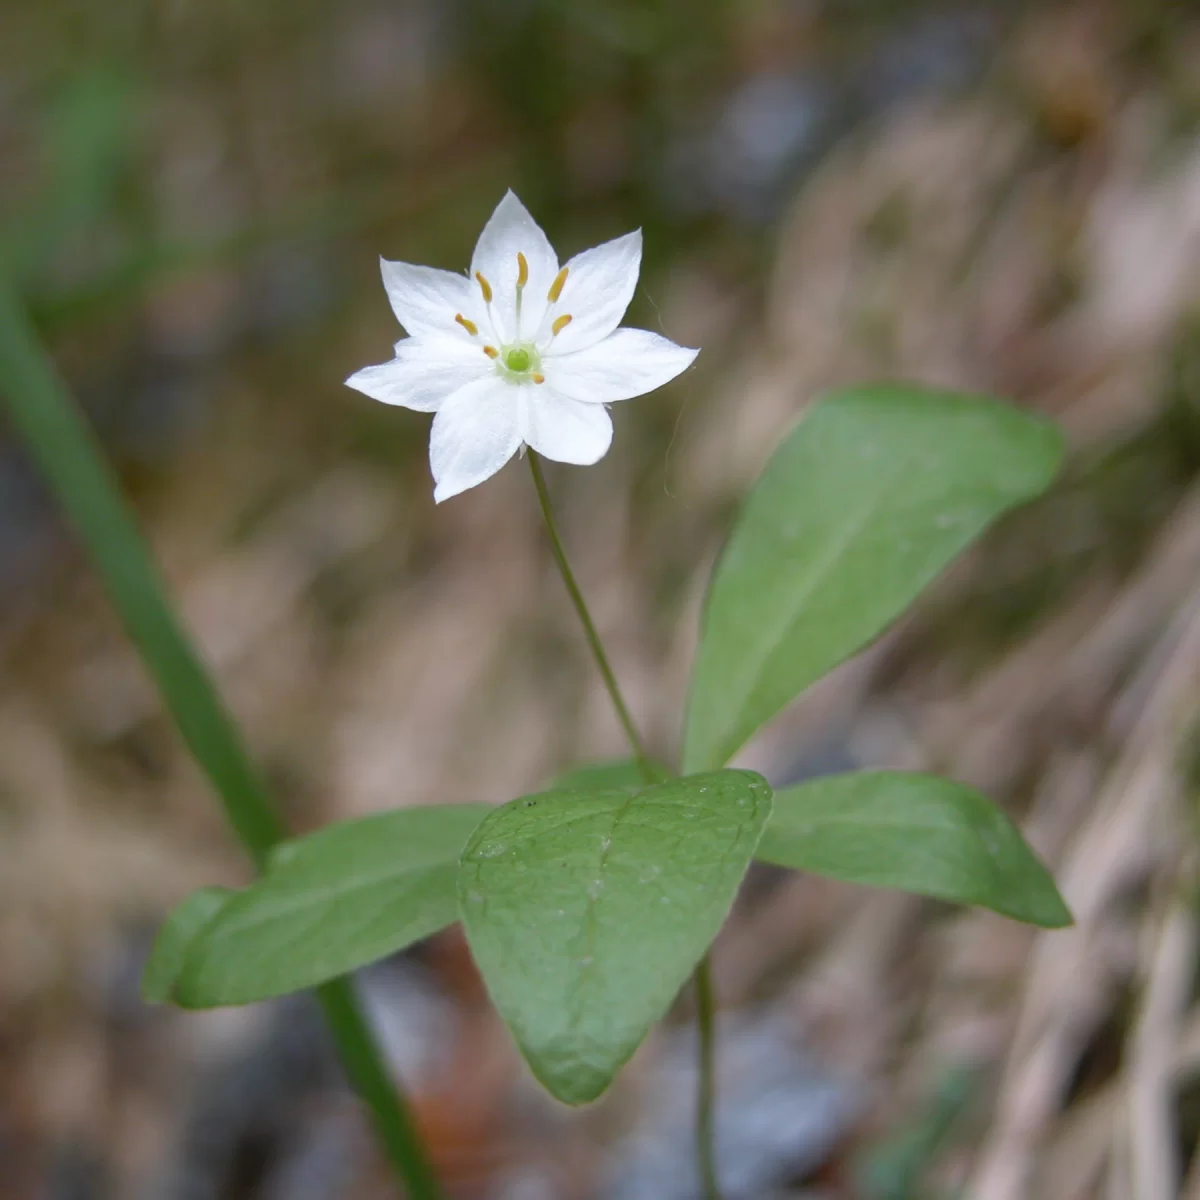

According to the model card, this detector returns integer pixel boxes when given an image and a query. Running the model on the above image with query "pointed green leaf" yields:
[175,804,491,1007]
[459,770,772,1105]
[683,386,1063,772]
[141,886,233,1004]
[756,771,1071,927]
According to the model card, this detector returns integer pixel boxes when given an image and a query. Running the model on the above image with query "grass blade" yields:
[0,282,445,1200]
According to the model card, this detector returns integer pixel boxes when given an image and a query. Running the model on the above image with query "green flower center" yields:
[504,347,532,373]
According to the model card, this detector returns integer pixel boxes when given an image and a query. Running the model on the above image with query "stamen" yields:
[483,345,499,358]
[532,373,545,384]
[516,252,529,288]
[475,272,493,303]
[547,267,569,302]
[551,313,573,336]
[454,313,479,336]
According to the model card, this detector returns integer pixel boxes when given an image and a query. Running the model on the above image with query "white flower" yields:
[346,190,699,503]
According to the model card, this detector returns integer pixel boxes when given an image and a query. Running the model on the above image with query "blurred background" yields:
[3,0,1200,1196]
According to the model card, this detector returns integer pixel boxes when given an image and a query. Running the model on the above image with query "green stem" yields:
[0,283,444,1200]
[316,979,443,1195]
[527,451,657,784]
[527,451,723,1199]
[693,956,722,1200]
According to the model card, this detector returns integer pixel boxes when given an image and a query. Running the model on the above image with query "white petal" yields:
[542,328,699,404]
[521,386,613,465]
[379,260,481,342]
[429,375,522,503]
[540,229,642,354]
[345,337,492,412]
[471,191,559,343]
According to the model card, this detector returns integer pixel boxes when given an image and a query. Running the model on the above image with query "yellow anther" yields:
[475,271,493,303]
[454,313,479,336]
[483,345,499,358]
[516,252,529,288]
[547,266,569,302]
[551,313,573,336]
[532,373,545,384]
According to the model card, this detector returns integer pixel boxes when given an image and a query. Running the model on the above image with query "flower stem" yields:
[527,452,658,785]
[0,283,445,1200]
[527,451,724,1199]
[693,956,722,1200]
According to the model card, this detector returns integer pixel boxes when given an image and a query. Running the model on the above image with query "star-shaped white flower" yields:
[346,190,699,502]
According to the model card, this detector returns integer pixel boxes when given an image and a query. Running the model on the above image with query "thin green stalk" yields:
[527,451,657,785]
[316,979,443,1194]
[527,451,724,1199]
[0,282,444,1200]
[693,956,721,1200]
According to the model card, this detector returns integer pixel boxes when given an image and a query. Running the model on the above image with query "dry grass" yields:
[2,2,1200,1196]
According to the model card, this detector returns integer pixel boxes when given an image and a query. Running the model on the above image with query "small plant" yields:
[1,192,1071,1200]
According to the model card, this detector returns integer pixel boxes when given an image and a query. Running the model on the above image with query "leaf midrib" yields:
[765,808,997,838]
[212,857,454,937]
[704,449,910,766]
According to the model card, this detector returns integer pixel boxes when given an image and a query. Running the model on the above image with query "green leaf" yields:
[551,759,659,792]
[141,887,232,1004]
[458,770,773,1105]
[175,805,491,1007]
[756,771,1071,927]
[683,386,1063,772]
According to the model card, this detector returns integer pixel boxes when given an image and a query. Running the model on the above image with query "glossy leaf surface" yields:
[459,770,772,1104]
[757,771,1071,927]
